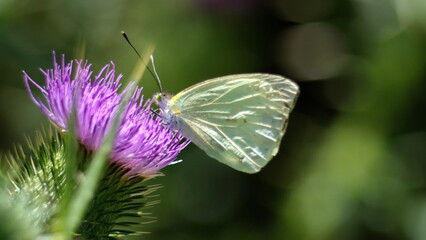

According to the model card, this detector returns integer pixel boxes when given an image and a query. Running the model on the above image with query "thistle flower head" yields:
[23,53,189,177]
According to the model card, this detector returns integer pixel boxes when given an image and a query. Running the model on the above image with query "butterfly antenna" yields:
[121,31,163,92]
[150,55,163,92]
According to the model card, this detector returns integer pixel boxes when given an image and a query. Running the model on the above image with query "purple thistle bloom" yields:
[23,53,189,177]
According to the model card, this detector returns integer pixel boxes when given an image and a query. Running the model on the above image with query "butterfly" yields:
[120,32,299,173]
[153,73,299,173]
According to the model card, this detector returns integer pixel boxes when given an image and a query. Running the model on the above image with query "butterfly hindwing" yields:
[168,74,299,173]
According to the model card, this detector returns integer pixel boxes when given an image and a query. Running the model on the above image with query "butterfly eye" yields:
[154,93,163,102]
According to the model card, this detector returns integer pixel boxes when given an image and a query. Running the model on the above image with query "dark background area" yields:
[1,0,426,239]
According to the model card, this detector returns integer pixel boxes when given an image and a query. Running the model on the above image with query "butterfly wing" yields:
[169,74,299,173]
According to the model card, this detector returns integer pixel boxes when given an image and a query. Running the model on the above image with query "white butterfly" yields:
[153,73,299,173]
[120,33,298,172]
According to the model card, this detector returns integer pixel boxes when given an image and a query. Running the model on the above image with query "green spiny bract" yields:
[4,130,66,231]
[1,129,160,239]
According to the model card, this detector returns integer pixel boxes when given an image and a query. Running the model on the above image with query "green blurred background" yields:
[1,0,426,239]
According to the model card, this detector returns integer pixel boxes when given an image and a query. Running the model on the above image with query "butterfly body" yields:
[154,73,299,173]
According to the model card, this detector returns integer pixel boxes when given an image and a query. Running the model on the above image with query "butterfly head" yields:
[153,92,171,109]
[153,92,180,128]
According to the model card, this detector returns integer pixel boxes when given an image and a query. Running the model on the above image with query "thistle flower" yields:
[23,53,189,177]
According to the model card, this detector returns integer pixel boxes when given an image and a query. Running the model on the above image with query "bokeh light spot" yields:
[278,22,348,81]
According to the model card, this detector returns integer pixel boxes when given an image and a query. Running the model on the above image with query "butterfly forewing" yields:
[169,74,299,173]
